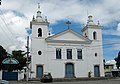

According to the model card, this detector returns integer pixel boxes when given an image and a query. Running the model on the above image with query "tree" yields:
[0,45,27,71]
[0,45,8,70]
[12,50,27,70]
[115,51,120,69]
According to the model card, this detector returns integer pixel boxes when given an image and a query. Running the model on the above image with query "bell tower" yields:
[31,4,49,78]
[82,15,102,41]
[30,4,49,38]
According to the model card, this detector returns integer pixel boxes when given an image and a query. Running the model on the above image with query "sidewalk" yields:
[53,77,117,82]
[28,77,118,82]
[10,77,120,84]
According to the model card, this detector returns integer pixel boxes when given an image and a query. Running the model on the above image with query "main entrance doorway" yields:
[65,63,74,78]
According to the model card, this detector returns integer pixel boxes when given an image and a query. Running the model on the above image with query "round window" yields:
[38,51,42,55]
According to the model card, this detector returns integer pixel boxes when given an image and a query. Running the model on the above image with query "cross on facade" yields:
[66,20,71,29]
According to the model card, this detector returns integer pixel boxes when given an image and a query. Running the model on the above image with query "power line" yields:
[0,9,16,39]
[0,19,15,45]
[0,9,22,47]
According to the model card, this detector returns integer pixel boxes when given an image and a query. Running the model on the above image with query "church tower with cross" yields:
[30,4,50,78]
[30,3,49,38]
[30,5,104,79]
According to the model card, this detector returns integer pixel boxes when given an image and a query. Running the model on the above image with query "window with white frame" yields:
[67,49,72,59]
[77,49,82,59]
[56,48,61,59]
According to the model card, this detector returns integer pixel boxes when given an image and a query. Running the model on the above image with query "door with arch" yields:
[65,63,74,78]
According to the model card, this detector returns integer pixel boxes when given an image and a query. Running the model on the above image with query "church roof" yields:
[46,28,92,44]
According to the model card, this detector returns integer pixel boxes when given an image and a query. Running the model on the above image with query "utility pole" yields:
[26,36,29,81]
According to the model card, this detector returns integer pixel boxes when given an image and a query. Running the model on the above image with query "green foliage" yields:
[11,50,27,70]
[0,45,27,71]
[115,51,120,69]
[0,45,7,70]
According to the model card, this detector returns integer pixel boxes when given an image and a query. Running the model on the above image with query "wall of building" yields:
[0,70,2,79]
[31,40,104,78]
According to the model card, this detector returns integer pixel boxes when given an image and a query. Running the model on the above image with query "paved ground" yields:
[9,78,120,84]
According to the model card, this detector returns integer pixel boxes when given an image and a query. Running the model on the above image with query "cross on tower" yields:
[66,20,71,29]
[38,3,40,9]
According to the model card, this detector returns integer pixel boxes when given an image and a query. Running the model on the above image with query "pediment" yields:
[46,29,91,43]
[52,31,84,41]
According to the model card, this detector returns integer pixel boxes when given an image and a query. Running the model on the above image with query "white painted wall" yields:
[0,70,2,79]
[53,32,85,41]
[83,27,102,41]
[31,41,104,78]
[18,70,24,80]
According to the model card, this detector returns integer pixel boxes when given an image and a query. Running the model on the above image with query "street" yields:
[9,78,120,84]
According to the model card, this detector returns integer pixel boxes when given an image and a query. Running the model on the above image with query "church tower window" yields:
[95,53,97,57]
[93,31,97,40]
[38,28,42,37]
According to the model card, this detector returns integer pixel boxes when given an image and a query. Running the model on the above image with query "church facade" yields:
[30,8,104,79]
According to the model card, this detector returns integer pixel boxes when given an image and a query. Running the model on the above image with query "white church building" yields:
[30,8,104,79]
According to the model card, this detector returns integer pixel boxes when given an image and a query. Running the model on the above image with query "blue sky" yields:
[0,0,120,61]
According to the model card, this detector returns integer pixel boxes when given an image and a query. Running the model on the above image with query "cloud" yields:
[0,10,28,52]
[102,21,120,36]
[0,0,120,24]
[103,30,120,36]
[0,0,120,53]
[117,23,120,31]
[1,0,120,25]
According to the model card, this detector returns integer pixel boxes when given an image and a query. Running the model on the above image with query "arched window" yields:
[93,31,97,40]
[38,28,42,37]
[95,53,97,57]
